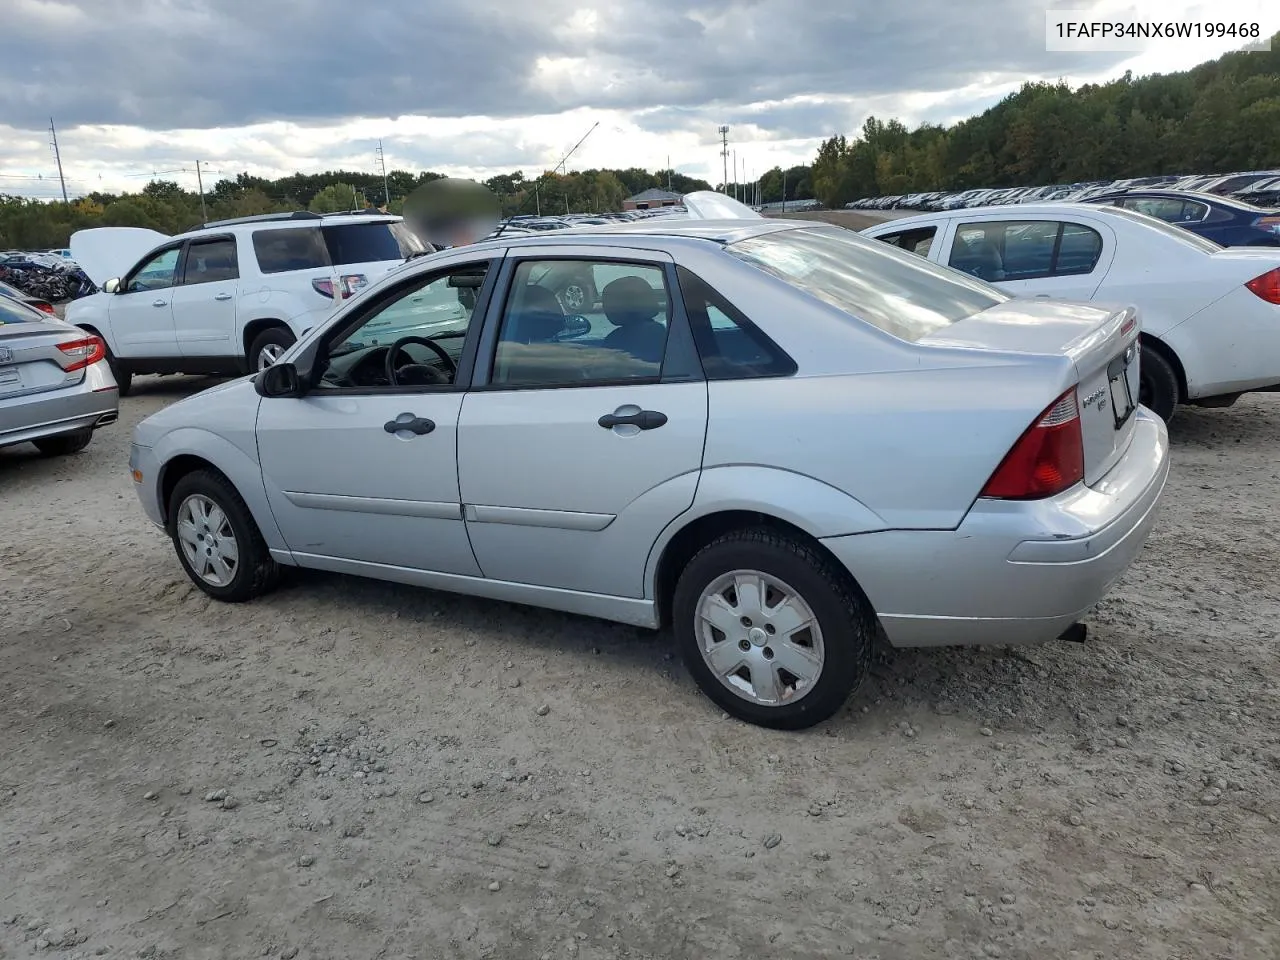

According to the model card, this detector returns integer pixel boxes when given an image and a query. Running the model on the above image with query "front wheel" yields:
[167,470,279,602]
[249,327,297,372]
[672,529,873,730]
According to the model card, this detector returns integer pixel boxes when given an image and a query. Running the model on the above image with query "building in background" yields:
[623,188,683,210]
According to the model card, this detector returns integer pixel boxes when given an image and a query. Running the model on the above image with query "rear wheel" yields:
[32,428,93,456]
[167,470,279,602]
[1138,343,1178,422]
[672,528,873,730]
[249,327,297,372]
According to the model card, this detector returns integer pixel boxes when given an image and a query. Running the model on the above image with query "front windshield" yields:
[727,225,1007,342]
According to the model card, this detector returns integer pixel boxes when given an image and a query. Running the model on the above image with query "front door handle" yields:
[384,415,436,436]
[598,409,668,430]
[152,299,168,307]
[214,292,233,301]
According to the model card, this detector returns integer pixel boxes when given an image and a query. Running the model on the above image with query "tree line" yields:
[812,32,1280,206]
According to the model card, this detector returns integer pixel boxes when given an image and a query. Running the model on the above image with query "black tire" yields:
[1138,342,1179,423]
[32,428,93,456]
[672,528,873,730]
[167,469,279,602]
[248,327,297,373]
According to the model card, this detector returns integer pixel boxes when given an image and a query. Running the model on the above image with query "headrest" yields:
[602,276,662,328]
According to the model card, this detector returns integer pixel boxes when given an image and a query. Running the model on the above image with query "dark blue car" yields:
[1081,189,1280,246]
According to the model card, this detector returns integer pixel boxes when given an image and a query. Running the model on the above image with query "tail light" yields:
[33,301,55,314]
[1245,267,1280,304]
[1251,215,1280,237]
[980,389,1085,500]
[57,335,106,373]
[311,274,369,300]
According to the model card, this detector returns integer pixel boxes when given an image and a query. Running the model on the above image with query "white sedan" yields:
[129,219,1168,729]
[862,203,1280,420]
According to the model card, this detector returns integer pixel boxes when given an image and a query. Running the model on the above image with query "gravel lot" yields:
[3,377,1279,960]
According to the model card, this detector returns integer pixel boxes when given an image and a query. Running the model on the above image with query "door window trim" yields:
[300,257,501,396]
[469,253,705,392]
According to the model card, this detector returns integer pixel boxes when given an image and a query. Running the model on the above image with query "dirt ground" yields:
[2,378,1279,960]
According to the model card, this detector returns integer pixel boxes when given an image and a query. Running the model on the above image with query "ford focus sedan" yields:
[129,220,1169,729]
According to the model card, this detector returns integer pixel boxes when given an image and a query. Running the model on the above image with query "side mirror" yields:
[103,278,121,294]
[557,314,592,340]
[255,362,305,398]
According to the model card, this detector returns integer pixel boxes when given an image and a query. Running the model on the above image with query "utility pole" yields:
[782,170,787,213]
[667,155,671,193]
[733,150,738,201]
[49,118,69,203]
[718,126,729,194]
[376,140,390,208]
[195,160,208,223]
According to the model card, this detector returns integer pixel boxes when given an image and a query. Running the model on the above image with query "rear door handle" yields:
[598,409,667,430]
[384,415,436,436]
[214,292,233,301]
[152,299,168,307]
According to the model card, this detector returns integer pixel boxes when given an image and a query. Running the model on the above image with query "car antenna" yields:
[492,120,600,240]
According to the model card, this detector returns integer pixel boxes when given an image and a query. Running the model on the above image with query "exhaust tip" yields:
[1058,622,1088,643]
[96,412,118,426]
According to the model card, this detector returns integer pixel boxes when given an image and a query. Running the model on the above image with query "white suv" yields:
[66,212,427,394]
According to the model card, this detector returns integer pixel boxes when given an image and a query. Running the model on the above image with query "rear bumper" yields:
[821,408,1169,647]
[0,361,118,448]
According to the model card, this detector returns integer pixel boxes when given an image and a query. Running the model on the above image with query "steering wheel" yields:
[385,336,457,386]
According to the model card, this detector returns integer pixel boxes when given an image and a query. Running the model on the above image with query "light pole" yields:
[718,126,729,194]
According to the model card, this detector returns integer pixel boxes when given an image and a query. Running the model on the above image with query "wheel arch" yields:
[651,509,879,632]
[151,429,290,555]
[241,317,292,360]
[1139,332,1187,402]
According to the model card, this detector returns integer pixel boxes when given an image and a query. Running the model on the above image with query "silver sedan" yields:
[0,297,118,456]
[129,219,1168,729]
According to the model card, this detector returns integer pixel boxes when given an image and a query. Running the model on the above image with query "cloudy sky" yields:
[1,0,1275,198]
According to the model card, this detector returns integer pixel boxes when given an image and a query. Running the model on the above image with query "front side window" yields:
[490,260,671,387]
[314,262,491,391]
[728,225,1004,343]
[127,247,181,292]
[182,238,239,285]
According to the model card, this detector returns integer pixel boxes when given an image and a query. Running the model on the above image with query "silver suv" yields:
[66,212,428,394]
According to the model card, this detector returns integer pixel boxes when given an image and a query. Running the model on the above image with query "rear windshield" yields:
[727,225,1007,342]
[0,296,41,324]
[1088,206,1222,253]
[252,220,428,274]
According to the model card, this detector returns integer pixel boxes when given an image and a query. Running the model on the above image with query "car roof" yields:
[864,202,1113,229]
[464,217,807,255]
[171,212,402,243]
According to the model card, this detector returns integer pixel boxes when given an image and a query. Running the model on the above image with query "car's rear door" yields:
[456,246,708,599]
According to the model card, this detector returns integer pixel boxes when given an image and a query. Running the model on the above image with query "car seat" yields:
[601,277,668,363]
[958,239,1005,281]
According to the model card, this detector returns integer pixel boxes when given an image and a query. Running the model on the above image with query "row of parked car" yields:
[851,169,1280,215]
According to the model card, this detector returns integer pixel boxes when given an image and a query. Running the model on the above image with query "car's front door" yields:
[108,245,183,356]
[945,217,1113,301]
[457,250,709,598]
[171,235,240,358]
[256,257,500,575]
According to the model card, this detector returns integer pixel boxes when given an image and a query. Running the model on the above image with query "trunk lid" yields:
[70,227,169,288]
[0,314,85,400]
[920,298,1141,485]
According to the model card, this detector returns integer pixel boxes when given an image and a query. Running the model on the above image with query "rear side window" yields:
[875,226,937,257]
[182,237,238,285]
[949,220,1103,281]
[1089,205,1222,253]
[676,266,795,379]
[728,225,1005,343]
[253,227,329,274]
[322,221,427,265]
